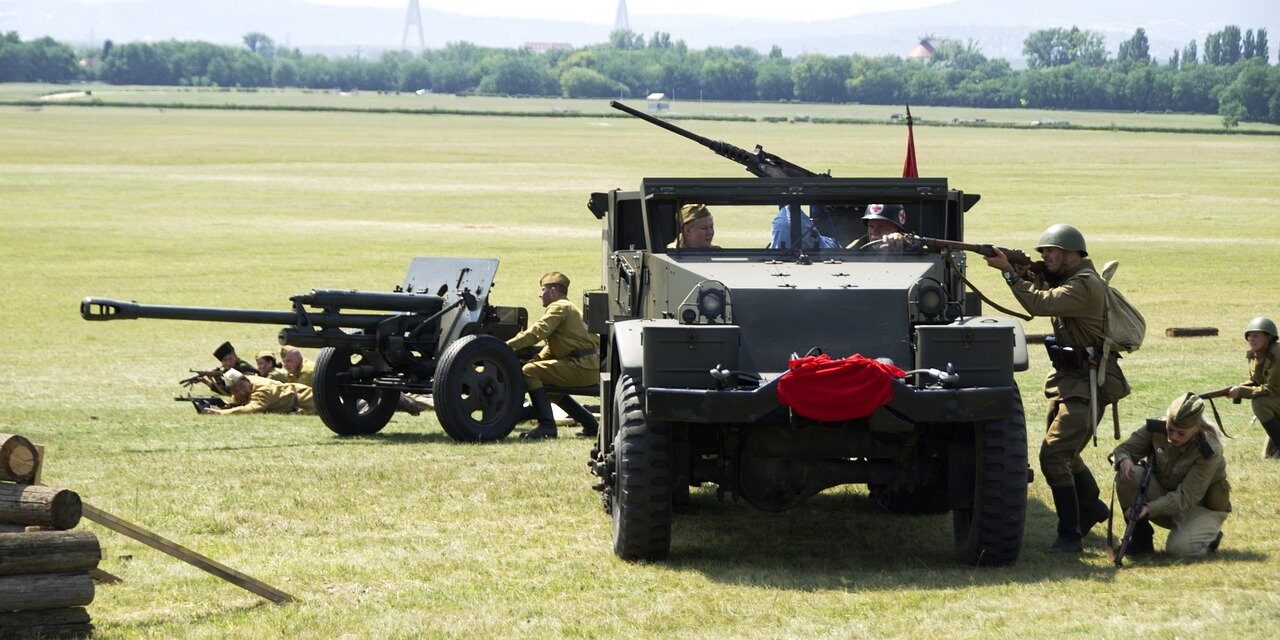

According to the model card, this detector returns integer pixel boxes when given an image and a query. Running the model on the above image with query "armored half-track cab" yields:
[584,177,1032,565]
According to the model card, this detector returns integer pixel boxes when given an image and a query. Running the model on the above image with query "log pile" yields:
[0,434,97,639]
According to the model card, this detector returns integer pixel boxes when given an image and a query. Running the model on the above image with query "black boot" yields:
[1126,518,1155,555]
[396,393,422,416]
[514,403,536,423]
[1048,485,1083,553]
[1073,467,1110,538]
[519,388,557,440]
[1207,531,1224,554]
[556,396,599,437]
[1262,418,1280,459]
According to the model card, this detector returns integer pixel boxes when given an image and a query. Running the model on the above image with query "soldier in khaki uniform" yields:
[1112,393,1230,557]
[202,369,316,416]
[986,224,1130,552]
[1226,317,1280,458]
[506,272,600,439]
[280,347,315,388]
[255,350,290,383]
[205,341,260,396]
[675,204,718,249]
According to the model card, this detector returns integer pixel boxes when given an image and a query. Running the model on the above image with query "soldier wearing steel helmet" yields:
[985,223,1130,553]
[847,204,912,250]
[1226,316,1280,458]
[1111,392,1231,557]
[506,271,601,440]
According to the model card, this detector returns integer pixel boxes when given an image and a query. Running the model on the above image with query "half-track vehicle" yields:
[81,258,532,441]
[582,177,1032,565]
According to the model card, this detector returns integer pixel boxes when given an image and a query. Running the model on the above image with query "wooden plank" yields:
[1165,326,1219,337]
[0,531,100,576]
[81,503,295,604]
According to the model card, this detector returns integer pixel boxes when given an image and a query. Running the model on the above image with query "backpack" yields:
[1101,278,1145,353]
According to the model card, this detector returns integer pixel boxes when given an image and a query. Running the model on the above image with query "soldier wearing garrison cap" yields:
[202,368,316,416]
[506,271,600,439]
[985,223,1130,553]
[1226,316,1280,458]
[675,204,718,249]
[255,350,290,383]
[1112,392,1231,558]
[847,204,912,250]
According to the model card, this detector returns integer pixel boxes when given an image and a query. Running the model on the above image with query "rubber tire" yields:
[953,386,1028,566]
[869,473,950,515]
[313,347,398,436]
[432,335,525,442]
[610,375,673,561]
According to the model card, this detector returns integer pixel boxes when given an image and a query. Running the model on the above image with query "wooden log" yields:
[0,573,93,612]
[0,532,100,577]
[0,436,38,484]
[0,607,91,639]
[0,485,80,530]
[1165,326,1219,338]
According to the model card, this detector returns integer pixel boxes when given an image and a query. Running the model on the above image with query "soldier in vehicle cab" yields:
[675,204,718,249]
[847,204,912,251]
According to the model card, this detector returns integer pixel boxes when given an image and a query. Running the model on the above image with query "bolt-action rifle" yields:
[1111,455,1155,567]
[174,395,228,414]
[913,236,1041,272]
[1198,387,1243,438]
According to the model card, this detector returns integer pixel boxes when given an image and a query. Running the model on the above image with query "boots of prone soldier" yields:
[1073,467,1110,538]
[1262,418,1280,459]
[1126,518,1155,556]
[396,393,422,416]
[1048,485,1084,553]
[556,396,599,437]
[519,388,557,440]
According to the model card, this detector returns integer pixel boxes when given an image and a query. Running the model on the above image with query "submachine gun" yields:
[1110,455,1155,567]
[81,258,530,442]
[608,100,861,248]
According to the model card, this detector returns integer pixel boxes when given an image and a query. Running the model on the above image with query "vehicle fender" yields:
[610,319,648,388]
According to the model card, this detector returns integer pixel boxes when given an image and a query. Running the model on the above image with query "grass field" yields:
[1,98,1279,639]
[6,82,1280,133]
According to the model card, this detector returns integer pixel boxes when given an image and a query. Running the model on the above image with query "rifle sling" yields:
[943,252,1033,321]
[1204,397,1235,439]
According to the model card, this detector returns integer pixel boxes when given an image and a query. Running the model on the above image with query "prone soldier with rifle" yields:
[1111,393,1231,559]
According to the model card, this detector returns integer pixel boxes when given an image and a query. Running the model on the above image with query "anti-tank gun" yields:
[81,258,530,441]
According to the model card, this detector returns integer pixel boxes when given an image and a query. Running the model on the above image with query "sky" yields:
[74,0,958,23]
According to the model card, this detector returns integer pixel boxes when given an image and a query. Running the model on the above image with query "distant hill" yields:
[1,0,1275,64]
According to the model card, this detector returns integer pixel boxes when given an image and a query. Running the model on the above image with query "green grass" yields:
[6,82,1280,134]
[1,102,1279,639]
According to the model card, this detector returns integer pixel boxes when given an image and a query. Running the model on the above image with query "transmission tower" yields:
[403,0,425,50]
[615,0,630,32]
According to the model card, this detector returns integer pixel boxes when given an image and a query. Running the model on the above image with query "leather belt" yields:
[567,348,599,359]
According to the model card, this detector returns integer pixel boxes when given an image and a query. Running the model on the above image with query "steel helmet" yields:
[861,203,906,232]
[1035,223,1088,256]
[1245,316,1278,339]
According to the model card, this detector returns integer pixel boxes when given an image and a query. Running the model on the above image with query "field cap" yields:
[256,350,280,367]
[222,368,246,387]
[213,341,236,360]
[679,204,711,227]
[1165,392,1205,431]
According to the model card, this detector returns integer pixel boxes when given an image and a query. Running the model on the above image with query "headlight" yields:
[911,279,948,321]
[678,280,732,325]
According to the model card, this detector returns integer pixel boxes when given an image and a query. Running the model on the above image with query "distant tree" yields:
[1258,29,1270,64]
[608,30,644,50]
[648,32,671,49]
[271,58,298,87]
[480,55,556,95]
[846,55,905,104]
[1219,61,1272,121]
[768,45,783,59]
[560,66,626,98]
[755,57,792,100]
[1243,29,1256,60]
[1117,28,1150,64]
[398,57,431,91]
[101,39,113,59]
[1183,39,1198,66]
[699,55,756,100]
[242,32,275,59]
[791,54,847,102]
[1023,26,1107,68]
[1220,25,1242,64]
[1219,97,1243,127]
[1169,49,1180,69]
[1204,33,1220,65]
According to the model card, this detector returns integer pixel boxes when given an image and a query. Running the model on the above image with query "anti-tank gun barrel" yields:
[80,295,404,331]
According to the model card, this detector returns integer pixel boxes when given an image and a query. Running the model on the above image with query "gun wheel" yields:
[313,347,398,436]
[953,385,1028,566]
[432,335,525,442]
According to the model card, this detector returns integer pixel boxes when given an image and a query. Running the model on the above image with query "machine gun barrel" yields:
[80,297,398,330]
[609,100,820,179]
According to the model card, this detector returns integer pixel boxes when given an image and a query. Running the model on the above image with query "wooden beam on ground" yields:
[81,503,295,604]
[1165,327,1219,337]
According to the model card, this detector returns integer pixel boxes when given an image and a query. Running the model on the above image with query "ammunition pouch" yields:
[1044,339,1089,371]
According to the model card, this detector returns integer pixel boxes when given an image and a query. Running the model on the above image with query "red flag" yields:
[902,103,918,178]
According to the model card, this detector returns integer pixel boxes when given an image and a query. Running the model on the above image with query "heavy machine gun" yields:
[81,258,530,441]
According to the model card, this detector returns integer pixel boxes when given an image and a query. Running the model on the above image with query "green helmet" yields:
[1245,316,1278,339]
[1035,223,1087,256]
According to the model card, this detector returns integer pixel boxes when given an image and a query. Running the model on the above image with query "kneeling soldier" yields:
[202,369,316,416]
[506,272,600,440]
[1226,316,1280,459]
[1112,393,1231,558]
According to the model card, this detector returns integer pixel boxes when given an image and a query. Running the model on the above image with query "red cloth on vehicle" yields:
[776,354,906,421]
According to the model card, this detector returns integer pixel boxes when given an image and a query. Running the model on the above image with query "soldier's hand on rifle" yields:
[1125,504,1149,521]
[983,247,1010,271]
[1117,457,1136,481]
[1227,386,1243,400]
[200,406,220,415]
[883,232,907,251]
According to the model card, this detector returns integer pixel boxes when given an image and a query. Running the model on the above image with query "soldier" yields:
[1226,316,1280,458]
[676,204,718,249]
[985,223,1129,553]
[214,341,259,376]
[847,204,912,250]
[506,272,600,440]
[1112,392,1230,558]
[255,350,290,383]
[202,369,316,416]
[280,347,314,388]
[770,204,839,250]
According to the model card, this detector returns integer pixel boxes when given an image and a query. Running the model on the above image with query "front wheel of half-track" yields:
[610,375,673,561]
[953,386,1028,566]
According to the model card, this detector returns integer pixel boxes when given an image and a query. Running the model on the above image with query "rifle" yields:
[178,369,222,387]
[914,236,1040,271]
[1111,455,1155,567]
[1198,387,1242,438]
[174,395,228,414]
[609,100,821,179]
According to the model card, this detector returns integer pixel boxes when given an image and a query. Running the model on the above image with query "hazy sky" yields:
[75,0,957,23]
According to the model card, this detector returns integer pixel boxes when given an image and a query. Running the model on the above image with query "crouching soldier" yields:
[506,272,600,440]
[1112,392,1230,558]
[1226,317,1280,459]
[202,369,316,416]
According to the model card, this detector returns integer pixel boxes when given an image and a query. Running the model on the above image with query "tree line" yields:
[2,25,1278,126]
